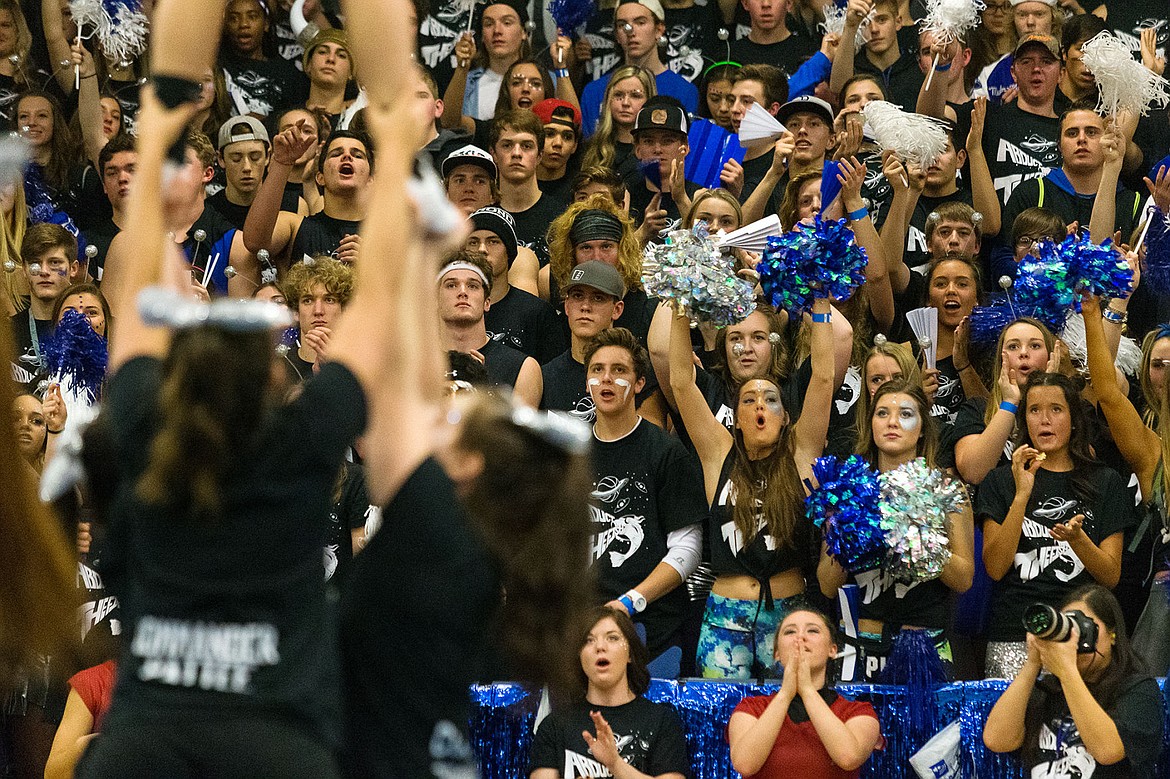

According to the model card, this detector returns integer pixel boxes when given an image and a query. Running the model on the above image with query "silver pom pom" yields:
[3,259,14,272]
[193,229,207,243]
[85,244,98,259]
[717,28,729,41]
[918,336,933,350]
[999,275,1013,291]
[768,332,782,345]
[874,333,888,346]
[224,265,237,279]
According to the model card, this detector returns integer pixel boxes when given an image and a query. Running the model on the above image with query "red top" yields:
[69,660,117,732]
[730,692,880,779]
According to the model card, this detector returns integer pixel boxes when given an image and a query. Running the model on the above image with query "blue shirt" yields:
[581,67,699,137]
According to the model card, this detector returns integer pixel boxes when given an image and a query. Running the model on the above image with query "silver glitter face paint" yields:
[762,388,783,416]
[898,400,920,432]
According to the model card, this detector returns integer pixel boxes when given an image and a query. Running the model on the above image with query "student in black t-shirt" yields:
[728,64,790,205]
[279,256,353,381]
[977,372,1134,678]
[533,99,583,206]
[243,128,369,268]
[437,249,543,406]
[985,584,1163,778]
[208,116,272,231]
[730,0,818,73]
[10,223,80,390]
[585,326,706,660]
[821,378,975,680]
[528,607,691,779]
[667,294,836,679]
[468,206,566,364]
[492,109,565,267]
[85,136,137,283]
[625,98,700,227]
[220,0,308,118]
[541,260,666,426]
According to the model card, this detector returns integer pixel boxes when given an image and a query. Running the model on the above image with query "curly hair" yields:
[547,194,643,294]
[282,257,355,309]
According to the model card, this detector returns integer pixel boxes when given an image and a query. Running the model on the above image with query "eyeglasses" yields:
[1015,235,1042,248]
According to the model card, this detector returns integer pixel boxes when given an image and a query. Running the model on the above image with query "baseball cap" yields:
[616,0,666,23]
[442,144,498,180]
[302,28,354,74]
[1014,32,1060,59]
[1010,0,1056,6]
[217,116,270,150]
[566,260,626,300]
[532,99,582,134]
[468,206,519,264]
[775,95,834,128]
[633,101,689,136]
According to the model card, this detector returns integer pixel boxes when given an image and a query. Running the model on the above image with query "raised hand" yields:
[272,118,316,166]
[581,711,621,770]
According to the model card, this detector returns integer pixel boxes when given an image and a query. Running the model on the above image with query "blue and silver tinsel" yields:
[41,309,107,403]
[641,225,756,327]
[1146,208,1170,297]
[758,215,868,317]
[806,454,885,574]
[879,458,965,585]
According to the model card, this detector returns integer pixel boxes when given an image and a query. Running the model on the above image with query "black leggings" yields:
[76,709,340,779]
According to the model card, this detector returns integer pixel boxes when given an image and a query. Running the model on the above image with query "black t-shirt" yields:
[537,171,576,206]
[1001,175,1143,247]
[485,286,567,364]
[529,696,692,778]
[853,51,925,115]
[663,4,724,82]
[341,457,499,779]
[1025,674,1163,778]
[904,189,974,274]
[207,189,251,232]
[589,418,707,653]
[221,54,309,118]
[102,358,367,746]
[290,212,362,263]
[626,176,703,227]
[740,150,785,217]
[581,14,621,83]
[10,307,52,391]
[86,217,121,284]
[506,192,565,268]
[479,337,530,392]
[974,465,1135,641]
[1089,0,1167,55]
[324,462,373,587]
[541,349,659,423]
[729,32,817,75]
[981,102,1062,208]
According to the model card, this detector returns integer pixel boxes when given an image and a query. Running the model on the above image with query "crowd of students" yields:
[3,0,1170,776]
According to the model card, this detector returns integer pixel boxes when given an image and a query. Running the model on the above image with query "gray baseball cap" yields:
[565,261,626,300]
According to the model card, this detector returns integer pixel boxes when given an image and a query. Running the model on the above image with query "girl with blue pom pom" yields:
[668,285,840,679]
[818,377,974,681]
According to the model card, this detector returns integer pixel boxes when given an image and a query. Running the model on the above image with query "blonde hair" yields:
[547,194,643,294]
[581,66,655,173]
[853,344,925,455]
[684,188,743,230]
[983,317,1057,426]
[0,175,28,316]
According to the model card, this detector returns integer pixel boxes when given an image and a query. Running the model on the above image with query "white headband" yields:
[437,261,489,287]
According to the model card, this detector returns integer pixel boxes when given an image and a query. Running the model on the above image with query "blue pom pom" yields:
[757,215,868,317]
[1013,240,1075,332]
[42,309,108,402]
[968,297,1017,348]
[549,0,596,33]
[805,455,885,574]
[1143,209,1170,297]
[1059,233,1132,301]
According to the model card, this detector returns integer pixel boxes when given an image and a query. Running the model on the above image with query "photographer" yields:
[984,585,1163,778]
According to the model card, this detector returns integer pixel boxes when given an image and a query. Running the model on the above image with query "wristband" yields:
[811,311,831,323]
[933,62,952,72]
[846,206,869,221]
[999,400,1018,415]
[554,68,569,78]
[1101,306,1127,325]
[617,595,635,614]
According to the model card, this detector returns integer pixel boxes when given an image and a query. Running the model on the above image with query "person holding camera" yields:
[984,585,1163,778]
[975,372,1136,678]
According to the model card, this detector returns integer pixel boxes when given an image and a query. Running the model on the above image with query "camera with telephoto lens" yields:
[1022,604,1099,654]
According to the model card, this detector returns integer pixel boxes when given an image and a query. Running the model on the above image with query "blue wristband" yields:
[811,311,831,323]
[618,595,635,614]
[934,62,952,72]
[554,68,569,78]
[999,401,1018,415]
[847,206,869,221]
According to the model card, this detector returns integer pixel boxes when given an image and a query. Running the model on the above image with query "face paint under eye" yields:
[764,393,783,416]
[898,400,920,432]
[614,377,632,402]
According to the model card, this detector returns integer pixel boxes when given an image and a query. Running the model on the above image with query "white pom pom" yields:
[919,0,985,45]
[819,4,872,49]
[1081,31,1170,117]
[862,101,949,168]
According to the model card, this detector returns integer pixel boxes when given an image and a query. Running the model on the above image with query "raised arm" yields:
[793,297,838,468]
[829,0,871,96]
[877,151,914,294]
[742,134,795,224]
[242,126,307,255]
[966,98,1001,238]
[1089,121,1125,245]
[839,157,894,330]
[440,34,477,133]
[72,42,106,168]
[667,304,733,484]
[41,0,76,93]
[1081,294,1160,494]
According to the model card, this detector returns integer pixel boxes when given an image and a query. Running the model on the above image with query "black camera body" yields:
[1022,604,1099,654]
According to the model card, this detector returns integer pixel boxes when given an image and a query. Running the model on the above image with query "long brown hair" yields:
[729,378,805,551]
[0,315,77,677]
[983,317,1057,426]
[573,606,650,698]
[136,327,273,520]
[711,300,790,393]
[855,377,939,469]
[18,91,80,194]
[492,58,554,117]
[457,393,595,694]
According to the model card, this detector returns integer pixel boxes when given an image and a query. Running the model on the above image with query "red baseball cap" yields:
[532,99,581,134]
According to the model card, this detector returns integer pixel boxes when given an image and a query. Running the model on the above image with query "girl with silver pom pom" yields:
[818,377,974,681]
